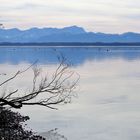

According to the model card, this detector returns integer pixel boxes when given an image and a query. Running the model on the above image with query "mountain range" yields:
[0,26,140,43]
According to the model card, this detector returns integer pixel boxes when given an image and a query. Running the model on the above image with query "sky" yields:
[0,0,140,33]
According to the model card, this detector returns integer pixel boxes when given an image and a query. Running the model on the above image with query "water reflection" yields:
[0,46,140,140]
[0,46,140,65]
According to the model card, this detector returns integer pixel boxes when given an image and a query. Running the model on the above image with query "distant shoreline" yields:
[0,42,140,46]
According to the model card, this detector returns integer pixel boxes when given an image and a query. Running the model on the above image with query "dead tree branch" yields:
[0,58,79,109]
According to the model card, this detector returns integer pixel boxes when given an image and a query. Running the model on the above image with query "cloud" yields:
[0,0,140,33]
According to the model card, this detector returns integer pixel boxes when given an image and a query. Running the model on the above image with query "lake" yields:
[0,46,140,140]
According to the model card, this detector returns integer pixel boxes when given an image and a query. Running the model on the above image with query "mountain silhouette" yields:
[0,26,140,43]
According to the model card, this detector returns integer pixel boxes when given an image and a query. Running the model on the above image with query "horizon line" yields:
[0,42,140,46]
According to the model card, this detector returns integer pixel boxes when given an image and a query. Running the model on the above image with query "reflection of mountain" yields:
[0,26,140,43]
[0,47,140,65]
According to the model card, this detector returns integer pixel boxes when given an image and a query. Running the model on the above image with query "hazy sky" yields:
[0,0,140,33]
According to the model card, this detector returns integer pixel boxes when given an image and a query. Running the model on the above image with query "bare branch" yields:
[0,57,79,109]
[0,61,38,87]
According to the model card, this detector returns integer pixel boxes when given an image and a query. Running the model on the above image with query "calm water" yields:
[0,46,140,140]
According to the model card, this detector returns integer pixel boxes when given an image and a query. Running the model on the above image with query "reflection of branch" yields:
[0,58,79,109]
